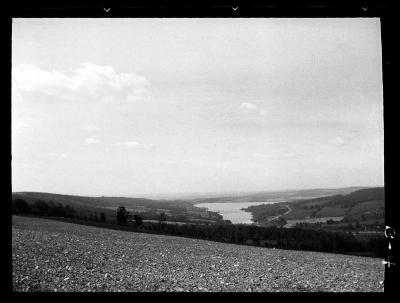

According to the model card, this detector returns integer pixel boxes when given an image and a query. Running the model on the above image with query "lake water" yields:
[194,201,281,224]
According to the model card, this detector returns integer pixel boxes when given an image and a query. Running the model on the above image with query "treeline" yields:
[12,199,77,218]
[131,221,385,258]
[245,204,289,224]
[12,199,385,258]
[12,198,108,223]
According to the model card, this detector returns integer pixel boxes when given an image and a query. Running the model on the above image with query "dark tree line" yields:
[115,206,166,226]
[12,199,77,218]
[111,206,384,257]
[116,218,385,257]
[12,198,107,223]
[116,206,129,225]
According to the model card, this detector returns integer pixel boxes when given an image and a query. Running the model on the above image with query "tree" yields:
[116,206,129,225]
[64,205,76,218]
[100,212,106,223]
[158,212,166,224]
[53,202,66,217]
[278,217,287,226]
[133,214,143,226]
[32,200,49,216]
[12,199,31,215]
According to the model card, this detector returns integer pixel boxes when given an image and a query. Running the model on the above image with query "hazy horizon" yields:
[12,18,384,197]
[12,185,381,201]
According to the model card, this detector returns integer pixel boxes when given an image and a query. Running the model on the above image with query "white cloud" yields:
[239,102,258,112]
[282,152,299,159]
[12,63,150,103]
[253,152,299,160]
[114,141,151,148]
[253,153,269,159]
[45,153,68,159]
[81,124,100,132]
[84,138,100,145]
[164,160,177,165]
[239,102,266,116]
[328,136,346,146]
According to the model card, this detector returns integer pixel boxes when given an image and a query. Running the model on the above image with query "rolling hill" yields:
[189,186,366,204]
[243,187,385,229]
[11,192,224,224]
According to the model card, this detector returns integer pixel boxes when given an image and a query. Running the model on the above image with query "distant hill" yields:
[244,187,385,226]
[11,192,195,220]
[189,186,367,204]
[12,187,370,209]
[11,191,225,224]
[12,192,191,210]
[325,187,384,208]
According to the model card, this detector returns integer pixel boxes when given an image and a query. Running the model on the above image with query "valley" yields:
[12,186,386,259]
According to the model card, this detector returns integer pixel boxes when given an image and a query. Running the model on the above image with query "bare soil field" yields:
[12,216,384,292]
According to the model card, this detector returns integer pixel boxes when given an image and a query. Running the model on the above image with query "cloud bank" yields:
[239,102,266,115]
[84,138,100,145]
[114,141,151,149]
[12,63,150,103]
[328,136,346,146]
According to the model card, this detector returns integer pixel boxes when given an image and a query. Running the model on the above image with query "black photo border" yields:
[4,0,398,299]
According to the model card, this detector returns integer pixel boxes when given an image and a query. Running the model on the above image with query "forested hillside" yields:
[12,192,225,224]
[244,187,385,232]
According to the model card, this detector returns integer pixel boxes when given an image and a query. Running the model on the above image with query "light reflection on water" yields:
[194,201,281,224]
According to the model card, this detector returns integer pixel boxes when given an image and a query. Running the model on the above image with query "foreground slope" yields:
[12,216,384,292]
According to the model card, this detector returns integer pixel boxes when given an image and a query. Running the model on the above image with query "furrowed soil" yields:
[12,216,384,292]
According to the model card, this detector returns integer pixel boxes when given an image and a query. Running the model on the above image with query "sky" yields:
[12,18,384,197]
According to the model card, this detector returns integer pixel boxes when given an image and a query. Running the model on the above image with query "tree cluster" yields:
[12,199,76,218]
[12,198,107,223]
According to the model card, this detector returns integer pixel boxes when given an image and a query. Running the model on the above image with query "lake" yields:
[194,201,281,224]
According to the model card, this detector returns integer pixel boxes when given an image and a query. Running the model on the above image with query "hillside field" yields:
[12,216,384,292]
